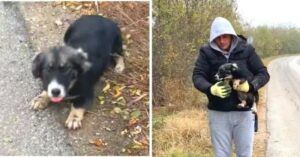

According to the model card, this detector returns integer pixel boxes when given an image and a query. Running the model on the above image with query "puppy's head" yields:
[32,46,91,103]
[214,63,239,81]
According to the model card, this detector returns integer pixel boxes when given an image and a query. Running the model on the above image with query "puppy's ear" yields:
[32,53,45,78]
[73,49,91,73]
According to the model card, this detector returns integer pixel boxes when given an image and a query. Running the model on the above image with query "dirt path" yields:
[266,56,300,156]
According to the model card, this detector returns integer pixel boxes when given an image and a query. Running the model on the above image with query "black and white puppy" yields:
[214,63,258,111]
[31,15,125,129]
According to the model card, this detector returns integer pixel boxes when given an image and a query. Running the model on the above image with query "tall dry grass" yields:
[159,79,207,109]
[154,109,213,157]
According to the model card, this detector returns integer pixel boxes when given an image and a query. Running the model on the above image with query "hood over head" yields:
[209,17,238,54]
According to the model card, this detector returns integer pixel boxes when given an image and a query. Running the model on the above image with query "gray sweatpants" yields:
[208,110,255,157]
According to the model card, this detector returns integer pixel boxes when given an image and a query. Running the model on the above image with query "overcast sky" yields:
[236,0,300,27]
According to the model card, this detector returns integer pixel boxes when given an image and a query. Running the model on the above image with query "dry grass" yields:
[159,79,207,110]
[154,109,213,157]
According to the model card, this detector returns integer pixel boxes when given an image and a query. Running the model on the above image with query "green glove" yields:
[236,80,250,92]
[210,81,232,98]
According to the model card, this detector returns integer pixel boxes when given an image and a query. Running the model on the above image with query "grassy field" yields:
[152,56,287,157]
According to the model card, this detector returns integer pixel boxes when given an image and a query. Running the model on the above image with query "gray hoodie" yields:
[209,17,238,57]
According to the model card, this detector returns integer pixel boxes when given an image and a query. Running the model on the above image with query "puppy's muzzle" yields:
[214,74,222,81]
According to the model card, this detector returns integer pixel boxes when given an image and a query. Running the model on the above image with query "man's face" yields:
[215,34,232,51]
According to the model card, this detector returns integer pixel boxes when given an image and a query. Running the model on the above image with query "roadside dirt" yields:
[19,2,149,155]
[253,88,268,157]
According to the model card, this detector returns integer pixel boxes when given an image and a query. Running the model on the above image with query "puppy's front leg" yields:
[237,100,247,108]
[65,105,85,130]
[31,91,50,110]
[114,54,125,73]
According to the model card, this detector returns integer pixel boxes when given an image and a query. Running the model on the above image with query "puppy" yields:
[214,63,258,110]
[31,15,125,129]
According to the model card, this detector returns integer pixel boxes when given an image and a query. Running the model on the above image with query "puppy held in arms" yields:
[30,15,125,130]
[214,63,258,112]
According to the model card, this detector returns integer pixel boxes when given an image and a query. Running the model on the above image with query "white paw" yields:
[30,91,49,110]
[65,106,85,130]
[114,56,125,73]
[237,103,246,108]
[115,64,125,73]
[65,116,82,130]
[251,102,257,113]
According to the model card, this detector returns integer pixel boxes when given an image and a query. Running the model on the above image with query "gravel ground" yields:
[0,2,75,155]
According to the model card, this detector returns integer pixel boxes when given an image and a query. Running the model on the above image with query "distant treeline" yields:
[246,26,300,57]
[153,0,300,106]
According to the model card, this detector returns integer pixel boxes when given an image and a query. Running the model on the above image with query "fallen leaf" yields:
[131,125,142,135]
[102,81,111,93]
[97,96,105,105]
[115,96,126,106]
[113,107,122,114]
[99,100,105,105]
[127,140,146,150]
[129,118,139,126]
[89,138,107,147]
[135,89,141,96]
[126,34,131,39]
[132,140,143,149]
[104,127,112,131]
[112,85,125,98]
[121,129,128,135]
[75,5,83,10]
[130,110,141,118]
[116,96,125,102]
[112,89,121,98]
[140,138,149,146]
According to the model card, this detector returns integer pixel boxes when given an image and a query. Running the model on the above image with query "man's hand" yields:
[236,80,250,92]
[210,81,232,98]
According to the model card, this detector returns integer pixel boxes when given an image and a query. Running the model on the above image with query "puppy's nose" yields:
[51,88,61,97]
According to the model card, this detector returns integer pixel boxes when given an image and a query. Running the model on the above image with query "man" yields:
[192,17,270,157]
